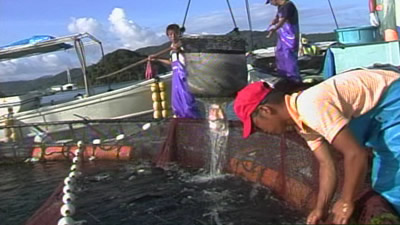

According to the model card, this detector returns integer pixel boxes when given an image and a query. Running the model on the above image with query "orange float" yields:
[228,158,316,210]
[31,145,133,160]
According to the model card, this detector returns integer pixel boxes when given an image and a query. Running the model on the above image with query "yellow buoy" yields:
[161,100,168,109]
[153,102,162,111]
[160,92,167,101]
[152,92,161,102]
[153,110,162,119]
[162,109,169,118]
[158,82,166,91]
[150,83,159,92]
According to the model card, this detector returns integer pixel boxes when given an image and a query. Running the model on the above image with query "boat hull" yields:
[0,74,172,141]
[0,93,41,116]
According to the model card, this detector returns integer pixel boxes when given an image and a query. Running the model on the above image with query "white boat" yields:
[0,93,41,116]
[0,33,171,141]
[48,68,78,94]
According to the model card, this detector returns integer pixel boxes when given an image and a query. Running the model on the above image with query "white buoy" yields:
[72,156,80,164]
[63,184,74,194]
[92,139,101,145]
[62,193,76,204]
[69,171,80,179]
[70,164,77,172]
[142,123,151,130]
[33,135,43,144]
[57,216,75,225]
[116,134,125,141]
[64,177,75,186]
[60,203,76,217]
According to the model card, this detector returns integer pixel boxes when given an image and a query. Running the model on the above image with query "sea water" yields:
[0,161,305,225]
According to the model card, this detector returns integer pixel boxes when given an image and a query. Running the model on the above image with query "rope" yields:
[226,0,239,33]
[245,0,254,51]
[327,0,339,29]
[181,0,192,33]
[0,118,169,130]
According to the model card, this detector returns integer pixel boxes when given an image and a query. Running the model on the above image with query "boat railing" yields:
[0,118,169,161]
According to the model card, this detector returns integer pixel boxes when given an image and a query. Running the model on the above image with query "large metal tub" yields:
[182,35,248,98]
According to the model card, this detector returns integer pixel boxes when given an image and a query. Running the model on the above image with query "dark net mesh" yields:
[154,119,399,224]
[0,119,397,224]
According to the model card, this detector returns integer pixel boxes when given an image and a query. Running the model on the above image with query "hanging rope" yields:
[327,0,339,29]
[245,0,254,51]
[226,0,239,33]
[181,0,192,33]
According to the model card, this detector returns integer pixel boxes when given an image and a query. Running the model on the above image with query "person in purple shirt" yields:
[266,0,301,83]
[149,24,200,118]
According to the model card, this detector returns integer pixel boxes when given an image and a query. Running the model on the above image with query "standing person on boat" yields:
[369,0,399,41]
[266,0,301,83]
[149,24,200,118]
[233,66,400,224]
[4,107,16,142]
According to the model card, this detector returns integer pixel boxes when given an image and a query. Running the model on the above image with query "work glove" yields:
[369,12,380,27]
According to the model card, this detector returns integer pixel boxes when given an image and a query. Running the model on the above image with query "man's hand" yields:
[266,24,277,38]
[369,12,380,27]
[148,55,156,61]
[307,208,326,224]
[332,199,354,224]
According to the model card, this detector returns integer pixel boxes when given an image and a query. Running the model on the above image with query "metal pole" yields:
[74,39,90,97]
[245,0,254,51]
[327,0,340,29]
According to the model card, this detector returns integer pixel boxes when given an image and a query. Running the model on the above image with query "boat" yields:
[0,92,41,116]
[0,33,172,141]
[48,68,78,94]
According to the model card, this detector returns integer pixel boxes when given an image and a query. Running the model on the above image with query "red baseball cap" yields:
[234,81,272,138]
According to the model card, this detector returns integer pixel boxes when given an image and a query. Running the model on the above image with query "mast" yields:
[66,67,72,83]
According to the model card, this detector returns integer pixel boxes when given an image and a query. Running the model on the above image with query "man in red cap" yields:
[234,66,400,224]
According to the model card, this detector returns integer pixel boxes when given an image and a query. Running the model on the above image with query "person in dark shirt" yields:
[266,0,301,83]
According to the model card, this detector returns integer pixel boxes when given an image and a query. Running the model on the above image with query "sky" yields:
[0,0,370,82]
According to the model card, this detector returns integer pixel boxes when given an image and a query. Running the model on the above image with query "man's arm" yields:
[330,126,368,224]
[148,56,171,65]
[270,15,279,26]
[267,17,287,38]
[307,141,337,224]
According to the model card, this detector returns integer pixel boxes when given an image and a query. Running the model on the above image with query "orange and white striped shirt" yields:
[285,69,400,151]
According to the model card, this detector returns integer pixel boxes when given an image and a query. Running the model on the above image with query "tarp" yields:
[0,35,55,48]
[0,35,73,61]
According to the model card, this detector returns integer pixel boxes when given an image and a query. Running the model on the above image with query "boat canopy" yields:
[0,33,104,97]
[0,35,73,60]
[0,33,102,61]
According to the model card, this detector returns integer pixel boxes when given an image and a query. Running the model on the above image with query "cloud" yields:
[1,8,167,82]
[108,8,166,50]
[0,53,74,82]
[68,17,105,37]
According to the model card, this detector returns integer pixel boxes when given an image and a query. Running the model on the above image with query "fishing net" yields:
[0,119,397,224]
[154,119,400,224]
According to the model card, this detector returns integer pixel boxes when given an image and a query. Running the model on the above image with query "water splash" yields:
[203,99,230,178]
